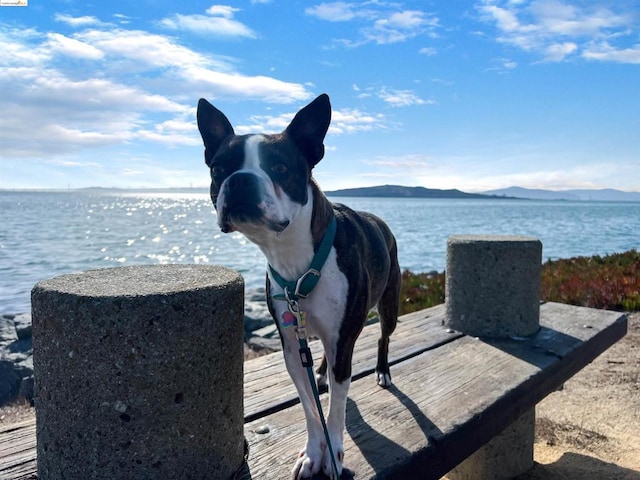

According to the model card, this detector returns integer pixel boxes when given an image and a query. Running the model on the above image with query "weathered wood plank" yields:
[239,303,627,479]
[0,419,36,479]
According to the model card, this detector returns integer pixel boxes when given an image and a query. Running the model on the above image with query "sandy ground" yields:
[2,313,638,479]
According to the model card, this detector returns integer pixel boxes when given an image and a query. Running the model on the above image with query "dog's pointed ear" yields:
[285,94,331,168]
[197,98,234,164]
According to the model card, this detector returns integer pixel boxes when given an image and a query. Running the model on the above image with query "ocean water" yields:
[1,190,638,315]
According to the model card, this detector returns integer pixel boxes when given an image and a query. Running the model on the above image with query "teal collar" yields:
[269,216,337,301]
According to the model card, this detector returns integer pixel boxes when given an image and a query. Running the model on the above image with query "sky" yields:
[0,0,639,193]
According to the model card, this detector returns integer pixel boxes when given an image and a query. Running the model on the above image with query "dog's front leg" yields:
[325,369,349,478]
[281,336,327,479]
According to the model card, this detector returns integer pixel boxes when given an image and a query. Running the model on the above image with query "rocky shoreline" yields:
[0,288,280,407]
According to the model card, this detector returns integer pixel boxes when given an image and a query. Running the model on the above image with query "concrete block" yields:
[446,235,542,338]
[32,264,245,480]
[446,409,535,480]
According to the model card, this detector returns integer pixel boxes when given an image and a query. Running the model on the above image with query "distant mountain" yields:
[325,184,507,199]
[483,187,640,202]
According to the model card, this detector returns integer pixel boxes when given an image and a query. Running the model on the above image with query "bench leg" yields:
[446,409,535,480]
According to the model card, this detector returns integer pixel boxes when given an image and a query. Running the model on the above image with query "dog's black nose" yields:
[227,171,261,191]
[222,171,266,229]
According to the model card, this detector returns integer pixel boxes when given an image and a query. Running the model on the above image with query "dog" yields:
[197,94,400,478]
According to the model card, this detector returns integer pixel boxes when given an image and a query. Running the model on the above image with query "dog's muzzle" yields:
[217,172,289,234]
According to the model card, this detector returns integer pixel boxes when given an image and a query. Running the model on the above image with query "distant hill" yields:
[483,186,640,202]
[325,185,505,199]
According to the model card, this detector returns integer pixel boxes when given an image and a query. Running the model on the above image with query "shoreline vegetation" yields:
[400,249,640,315]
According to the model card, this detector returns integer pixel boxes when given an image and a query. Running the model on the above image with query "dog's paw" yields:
[292,445,323,479]
[376,371,392,388]
[293,441,344,479]
[322,446,344,479]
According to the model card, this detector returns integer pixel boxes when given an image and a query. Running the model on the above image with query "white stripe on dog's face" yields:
[243,134,265,173]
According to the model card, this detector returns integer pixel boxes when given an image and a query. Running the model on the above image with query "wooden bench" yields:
[0,301,627,479]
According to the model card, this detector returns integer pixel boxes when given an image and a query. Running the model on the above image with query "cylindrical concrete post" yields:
[32,264,245,480]
[445,235,542,480]
[445,235,542,338]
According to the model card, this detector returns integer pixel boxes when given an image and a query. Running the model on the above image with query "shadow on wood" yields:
[346,384,444,479]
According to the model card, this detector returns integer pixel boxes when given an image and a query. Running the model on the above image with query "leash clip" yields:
[284,287,308,340]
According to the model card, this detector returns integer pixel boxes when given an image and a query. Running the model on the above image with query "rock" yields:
[0,360,21,405]
[13,313,32,341]
[0,313,34,406]
[19,375,34,403]
[246,335,282,353]
[0,314,17,345]
[246,323,281,353]
[251,323,279,338]
[243,289,272,334]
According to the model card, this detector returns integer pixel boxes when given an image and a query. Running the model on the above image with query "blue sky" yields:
[1,0,639,192]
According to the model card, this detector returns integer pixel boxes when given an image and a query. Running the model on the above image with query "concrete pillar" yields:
[446,235,541,338]
[445,235,541,480]
[32,264,245,480]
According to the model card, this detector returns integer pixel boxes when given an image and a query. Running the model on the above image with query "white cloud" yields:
[530,1,628,37]
[113,13,131,24]
[0,27,50,66]
[365,10,438,44]
[70,29,308,102]
[0,20,311,160]
[331,108,388,134]
[236,112,293,134]
[582,41,640,64]
[0,65,189,157]
[75,28,233,73]
[206,5,239,18]
[54,14,103,27]
[378,88,428,107]
[544,41,577,61]
[485,57,518,72]
[159,6,257,38]
[307,2,439,46]
[419,46,437,56]
[477,0,638,63]
[235,107,388,135]
[46,33,104,60]
[305,2,363,22]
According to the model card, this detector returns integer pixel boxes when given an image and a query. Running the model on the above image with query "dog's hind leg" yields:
[375,249,400,388]
[316,354,328,388]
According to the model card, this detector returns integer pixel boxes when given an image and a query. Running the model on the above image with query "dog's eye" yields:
[211,165,224,178]
[271,163,288,175]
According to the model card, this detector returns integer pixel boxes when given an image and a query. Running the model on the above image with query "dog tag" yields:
[281,311,296,328]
